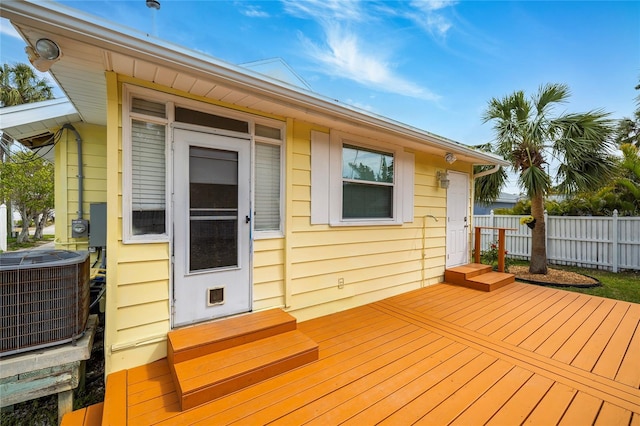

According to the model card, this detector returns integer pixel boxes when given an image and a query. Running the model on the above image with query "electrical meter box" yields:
[71,218,89,238]
[89,203,107,247]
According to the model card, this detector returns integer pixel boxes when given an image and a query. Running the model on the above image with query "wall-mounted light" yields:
[25,38,62,72]
[146,0,161,9]
[437,170,450,189]
[445,152,457,164]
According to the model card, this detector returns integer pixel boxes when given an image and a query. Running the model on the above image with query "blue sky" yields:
[1,1,639,192]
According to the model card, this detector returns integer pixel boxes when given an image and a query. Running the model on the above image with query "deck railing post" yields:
[474,227,481,264]
[612,209,618,273]
[497,228,507,272]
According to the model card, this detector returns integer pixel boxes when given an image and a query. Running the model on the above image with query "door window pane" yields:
[189,147,238,271]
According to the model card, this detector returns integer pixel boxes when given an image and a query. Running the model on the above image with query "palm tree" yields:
[477,83,616,274]
[0,63,54,107]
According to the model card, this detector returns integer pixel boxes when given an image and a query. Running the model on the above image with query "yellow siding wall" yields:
[54,122,107,251]
[104,75,171,374]
[101,75,473,374]
[283,123,462,321]
[254,238,285,310]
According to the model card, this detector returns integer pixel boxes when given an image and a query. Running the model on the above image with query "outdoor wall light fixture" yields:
[444,152,457,164]
[146,0,161,9]
[25,38,61,72]
[437,170,450,189]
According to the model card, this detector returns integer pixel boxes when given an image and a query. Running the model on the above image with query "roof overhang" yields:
[0,0,508,167]
[0,98,81,162]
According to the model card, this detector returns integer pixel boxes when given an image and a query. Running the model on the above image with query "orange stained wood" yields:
[474,226,517,272]
[70,282,640,425]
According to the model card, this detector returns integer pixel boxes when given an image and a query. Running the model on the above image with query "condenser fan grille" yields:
[0,250,90,356]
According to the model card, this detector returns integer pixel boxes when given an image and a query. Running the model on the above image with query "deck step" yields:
[444,263,492,286]
[172,329,319,410]
[60,402,103,426]
[445,263,514,292]
[168,308,297,364]
[467,271,515,291]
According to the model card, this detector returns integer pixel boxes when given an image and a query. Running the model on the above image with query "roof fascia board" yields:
[1,1,507,166]
[0,98,78,128]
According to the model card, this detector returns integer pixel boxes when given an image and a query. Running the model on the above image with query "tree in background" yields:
[0,63,54,106]
[0,151,54,243]
[615,80,640,148]
[1,62,55,241]
[477,83,616,274]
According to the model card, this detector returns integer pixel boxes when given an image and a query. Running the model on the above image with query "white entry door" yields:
[173,129,251,327]
[446,171,469,267]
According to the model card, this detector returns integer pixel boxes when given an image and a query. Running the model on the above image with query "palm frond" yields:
[474,165,508,205]
[519,164,550,198]
[535,83,570,116]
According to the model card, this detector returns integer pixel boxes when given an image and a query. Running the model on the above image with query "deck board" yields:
[97,282,639,425]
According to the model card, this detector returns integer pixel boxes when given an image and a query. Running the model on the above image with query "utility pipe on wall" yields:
[62,124,89,238]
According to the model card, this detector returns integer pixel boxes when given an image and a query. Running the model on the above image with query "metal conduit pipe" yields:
[62,123,83,218]
[62,123,89,237]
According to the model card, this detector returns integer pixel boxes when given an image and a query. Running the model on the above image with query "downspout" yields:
[62,123,83,218]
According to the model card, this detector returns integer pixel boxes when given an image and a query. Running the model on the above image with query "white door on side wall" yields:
[173,129,252,327]
[446,171,469,267]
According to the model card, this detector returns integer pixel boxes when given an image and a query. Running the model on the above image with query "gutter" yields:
[473,164,502,179]
[1,1,509,167]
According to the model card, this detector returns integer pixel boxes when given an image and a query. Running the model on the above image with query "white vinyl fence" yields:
[474,210,640,272]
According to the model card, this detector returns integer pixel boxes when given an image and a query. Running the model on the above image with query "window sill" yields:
[329,218,403,227]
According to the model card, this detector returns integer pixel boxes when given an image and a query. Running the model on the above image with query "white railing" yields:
[473,210,640,272]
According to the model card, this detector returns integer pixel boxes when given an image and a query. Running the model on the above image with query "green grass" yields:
[547,265,640,304]
[3,234,54,252]
[517,261,640,304]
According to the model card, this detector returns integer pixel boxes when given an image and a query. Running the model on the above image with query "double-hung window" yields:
[342,144,394,219]
[254,123,284,236]
[124,95,169,242]
[311,130,414,226]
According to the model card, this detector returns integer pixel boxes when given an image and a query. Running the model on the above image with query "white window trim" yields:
[328,131,408,227]
[122,84,286,242]
[122,85,172,243]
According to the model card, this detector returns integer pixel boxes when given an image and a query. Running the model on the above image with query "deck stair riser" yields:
[173,330,318,410]
[167,308,297,364]
[445,263,515,292]
[167,309,318,411]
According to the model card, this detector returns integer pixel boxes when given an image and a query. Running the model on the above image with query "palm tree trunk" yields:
[529,192,548,274]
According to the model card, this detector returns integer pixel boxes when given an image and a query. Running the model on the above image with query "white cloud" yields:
[300,24,440,101]
[241,5,270,18]
[409,0,458,37]
[282,0,365,22]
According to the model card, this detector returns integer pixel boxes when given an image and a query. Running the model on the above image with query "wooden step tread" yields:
[446,263,492,276]
[168,309,297,364]
[61,402,103,426]
[173,330,318,410]
[469,271,515,285]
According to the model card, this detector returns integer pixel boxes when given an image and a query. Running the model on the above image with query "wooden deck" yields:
[69,282,640,425]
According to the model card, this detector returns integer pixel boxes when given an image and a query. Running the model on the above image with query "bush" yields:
[478,241,512,272]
